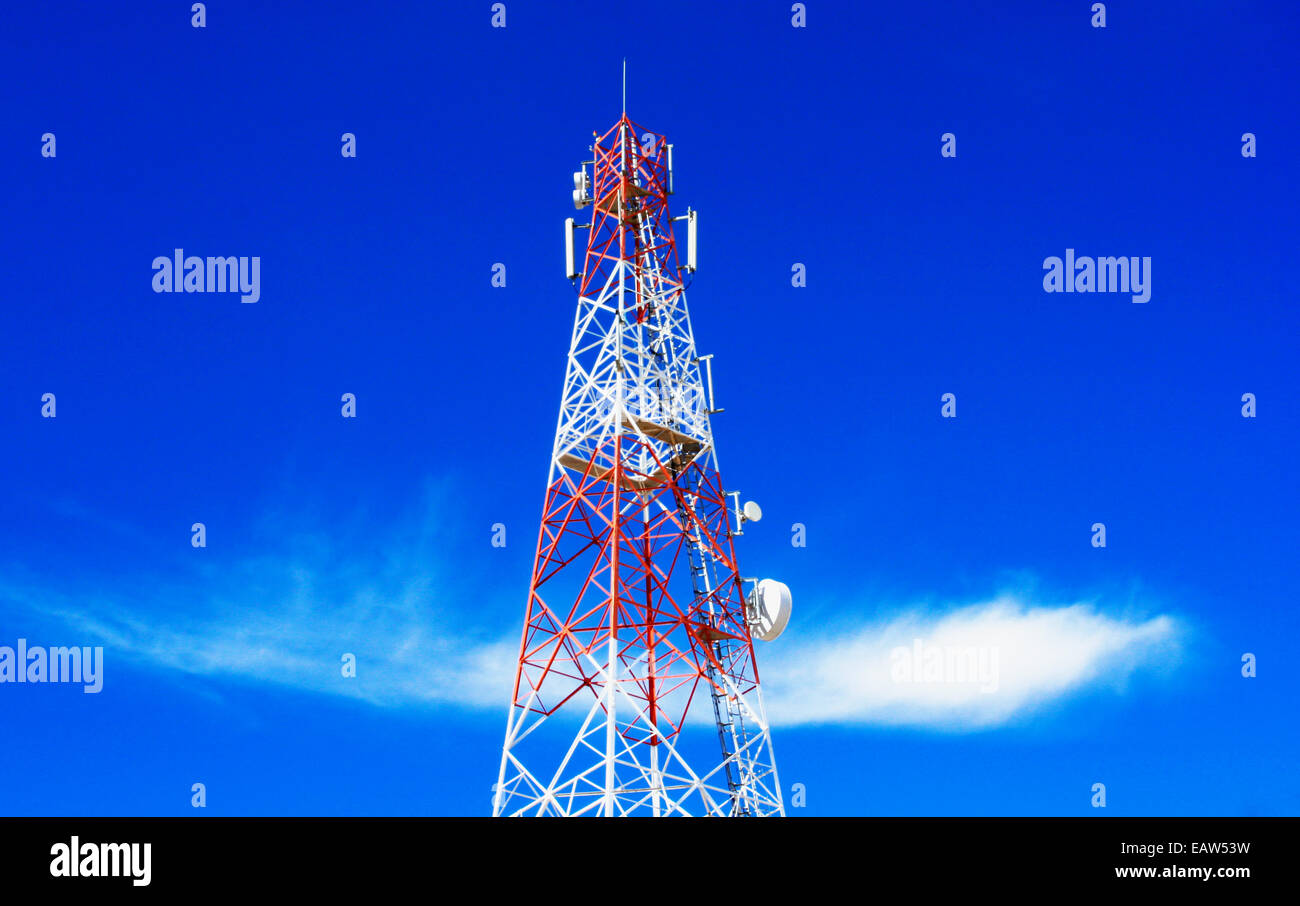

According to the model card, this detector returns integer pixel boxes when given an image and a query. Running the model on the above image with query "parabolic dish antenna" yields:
[748,578,792,642]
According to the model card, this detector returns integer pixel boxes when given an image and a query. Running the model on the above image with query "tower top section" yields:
[593,115,670,214]
[571,115,688,296]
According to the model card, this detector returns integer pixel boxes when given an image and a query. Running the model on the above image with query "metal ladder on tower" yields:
[677,464,757,816]
[640,268,759,815]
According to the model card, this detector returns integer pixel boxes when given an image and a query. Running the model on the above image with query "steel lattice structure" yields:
[493,114,783,817]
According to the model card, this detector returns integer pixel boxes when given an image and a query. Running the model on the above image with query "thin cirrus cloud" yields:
[2,564,518,712]
[8,580,1180,732]
[759,598,1180,730]
[0,486,521,711]
[1,497,1180,730]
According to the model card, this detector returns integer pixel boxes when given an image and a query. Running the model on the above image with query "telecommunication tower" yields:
[492,111,792,817]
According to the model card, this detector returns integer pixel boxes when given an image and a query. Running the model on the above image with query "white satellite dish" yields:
[747,578,791,642]
[742,500,762,523]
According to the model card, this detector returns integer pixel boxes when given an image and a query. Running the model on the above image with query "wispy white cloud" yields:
[15,587,518,710]
[760,597,1180,729]
[0,485,520,710]
[0,495,1181,730]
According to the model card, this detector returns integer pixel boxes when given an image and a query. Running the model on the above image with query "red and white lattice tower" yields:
[493,113,787,817]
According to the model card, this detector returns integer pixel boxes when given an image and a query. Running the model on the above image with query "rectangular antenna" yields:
[698,353,722,414]
[565,217,577,279]
[686,209,697,272]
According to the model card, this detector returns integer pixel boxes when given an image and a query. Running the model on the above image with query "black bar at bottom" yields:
[0,817,1292,891]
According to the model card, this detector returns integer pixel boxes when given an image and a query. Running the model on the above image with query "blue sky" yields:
[1,1,1297,815]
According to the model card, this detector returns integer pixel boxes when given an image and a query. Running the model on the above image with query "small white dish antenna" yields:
[741,500,762,523]
[747,578,791,642]
[572,169,589,209]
